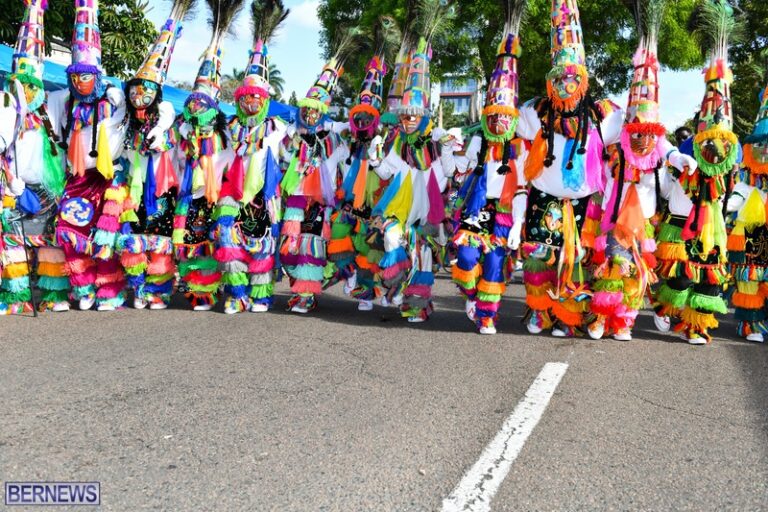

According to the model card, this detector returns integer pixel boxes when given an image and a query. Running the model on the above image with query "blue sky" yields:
[147,0,325,99]
[146,0,701,129]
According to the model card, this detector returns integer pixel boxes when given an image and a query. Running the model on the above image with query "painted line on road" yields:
[441,362,569,512]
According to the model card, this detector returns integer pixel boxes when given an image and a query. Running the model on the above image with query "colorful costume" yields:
[49,0,128,311]
[653,0,738,345]
[371,5,456,322]
[119,0,189,310]
[588,0,696,341]
[0,0,69,314]
[214,0,288,314]
[517,0,623,336]
[172,0,238,311]
[330,50,390,311]
[279,39,350,314]
[452,0,529,335]
[725,75,768,341]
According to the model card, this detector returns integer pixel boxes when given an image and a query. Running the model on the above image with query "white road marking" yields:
[442,362,569,512]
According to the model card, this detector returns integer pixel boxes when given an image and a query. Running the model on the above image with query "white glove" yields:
[507,221,522,250]
[156,101,176,130]
[367,135,383,167]
[178,122,192,139]
[105,86,124,108]
[146,126,165,150]
[668,150,697,175]
[9,177,26,197]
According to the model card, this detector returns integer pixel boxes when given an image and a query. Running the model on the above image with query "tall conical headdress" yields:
[11,0,47,89]
[385,1,417,115]
[623,0,666,133]
[397,0,452,117]
[481,0,527,140]
[692,0,740,175]
[352,56,387,118]
[133,0,195,86]
[192,0,245,102]
[546,0,589,109]
[236,0,289,102]
[298,27,359,114]
[351,17,397,123]
[67,0,103,75]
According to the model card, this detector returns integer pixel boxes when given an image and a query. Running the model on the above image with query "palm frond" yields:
[250,0,290,45]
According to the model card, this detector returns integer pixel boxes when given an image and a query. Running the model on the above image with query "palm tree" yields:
[268,62,285,101]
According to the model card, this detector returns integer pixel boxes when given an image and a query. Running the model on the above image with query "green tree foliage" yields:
[318,0,703,103]
[729,0,768,138]
[0,0,157,79]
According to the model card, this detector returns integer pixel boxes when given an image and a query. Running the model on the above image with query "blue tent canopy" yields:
[0,44,297,122]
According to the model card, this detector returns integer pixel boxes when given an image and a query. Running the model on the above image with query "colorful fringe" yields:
[118,233,175,304]
[401,238,435,321]
[176,241,221,308]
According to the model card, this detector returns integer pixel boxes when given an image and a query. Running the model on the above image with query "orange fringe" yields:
[37,261,66,277]
[551,300,584,327]
[656,242,687,262]
[478,280,506,295]
[327,237,354,255]
[732,291,764,310]
[452,265,481,284]
[727,233,746,251]
[526,293,553,311]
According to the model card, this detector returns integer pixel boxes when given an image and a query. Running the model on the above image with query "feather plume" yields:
[169,0,197,21]
[329,25,365,65]
[206,0,246,44]
[249,0,290,46]
[502,0,527,36]
[622,0,666,51]
[689,0,743,63]
[417,0,454,44]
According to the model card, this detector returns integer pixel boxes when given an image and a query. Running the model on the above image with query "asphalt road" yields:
[1,274,766,511]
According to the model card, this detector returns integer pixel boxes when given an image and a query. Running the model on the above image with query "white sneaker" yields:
[687,336,707,345]
[193,304,212,311]
[746,333,765,343]
[465,300,477,322]
[612,329,632,342]
[51,301,70,312]
[479,325,497,335]
[133,297,147,310]
[291,304,309,314]
[343,272,358,295]
[653,313,671,333]
[224,303,240,315]
[79,296,95,311]
[551,328,568,338]
[149,301,168,310]
[587,318,605,340]
[358,299,373,311]
[250,303,269,313]
[381,293,404,308]
[97,303,116,312]
[407,316,425,323]
[526,317,543,335]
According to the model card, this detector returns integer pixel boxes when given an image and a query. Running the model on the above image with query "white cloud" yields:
[287,0,321,29]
